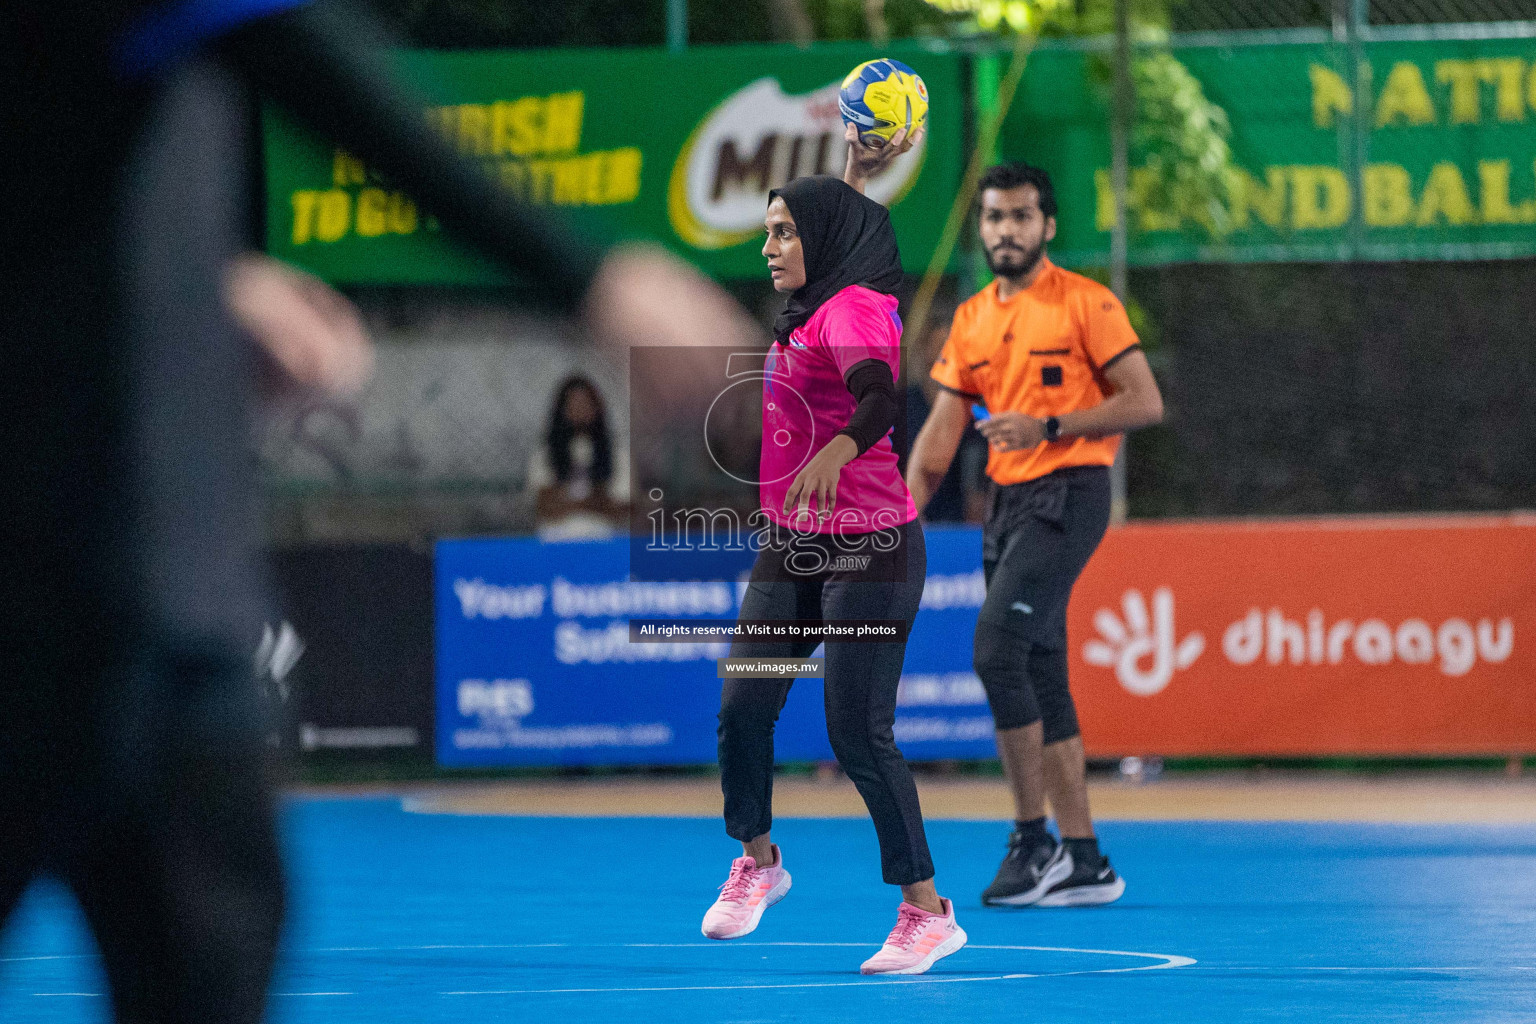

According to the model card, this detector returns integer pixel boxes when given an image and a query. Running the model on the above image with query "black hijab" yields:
[769,176,904,344]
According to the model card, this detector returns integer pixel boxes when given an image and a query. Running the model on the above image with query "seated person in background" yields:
[528,376,630,539]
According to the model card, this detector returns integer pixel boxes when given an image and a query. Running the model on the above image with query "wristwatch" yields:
[1044,415,1062,442]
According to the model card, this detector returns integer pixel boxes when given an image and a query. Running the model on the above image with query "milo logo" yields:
[668,77,926,249]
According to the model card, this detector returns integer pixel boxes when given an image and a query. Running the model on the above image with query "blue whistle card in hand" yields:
[971,403,990,421]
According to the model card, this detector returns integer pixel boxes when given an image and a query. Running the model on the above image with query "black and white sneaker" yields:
[1036,853,1126,907]
[981,831,1073,906]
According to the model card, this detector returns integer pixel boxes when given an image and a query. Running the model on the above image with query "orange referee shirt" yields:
[930,258,1141,485]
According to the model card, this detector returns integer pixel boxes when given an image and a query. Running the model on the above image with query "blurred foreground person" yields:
[0,3,761,1022]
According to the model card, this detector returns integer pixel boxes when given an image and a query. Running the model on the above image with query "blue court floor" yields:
[3,796,1535,1023]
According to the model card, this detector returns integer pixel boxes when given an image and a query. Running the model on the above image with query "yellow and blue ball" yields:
[839,58,928,147]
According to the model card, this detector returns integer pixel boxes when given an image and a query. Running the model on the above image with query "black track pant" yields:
[0,645,285,1024]
[718,519,932,886]
[975,466,1111,741]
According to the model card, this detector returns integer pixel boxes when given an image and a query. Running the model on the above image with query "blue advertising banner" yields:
[434,526,995,766]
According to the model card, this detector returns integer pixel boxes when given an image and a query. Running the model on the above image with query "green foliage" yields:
[946,0,1242,241]
[787,0,971,41]
[913,0,1166,36]
[1126,50,1243,238]
[881,0,980,37]
[1033,0,1171,36]
[803,0,871,39]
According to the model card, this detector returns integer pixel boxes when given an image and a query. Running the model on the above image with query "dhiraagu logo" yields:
[1084,589,1206,697]
[668,77,926,249]
[1083,587,1517,695]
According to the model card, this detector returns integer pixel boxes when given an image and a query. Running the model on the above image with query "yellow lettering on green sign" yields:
[1416,161,1477,226]
[1434,60,1482,124]
[316,189,351,242]
[332,151,367,187]
[1477,159,1536,223]
[1479,58,1526,122]
[1375,62,1435,128]
[355,188,389,237]
[543,92,585,154]
[493,97,543,157]
[1289,166,1351,229]
[1231,167,1287,230]
[1362,164,1414,226]
[599,148,643,204]
[290,190,320,245]
[1309,65,1353,129]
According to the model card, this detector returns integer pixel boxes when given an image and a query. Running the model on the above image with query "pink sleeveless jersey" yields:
[759,285,918,534]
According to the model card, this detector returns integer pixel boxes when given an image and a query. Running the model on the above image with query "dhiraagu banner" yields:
[263,42,964,285]
[1003,33,1536,266]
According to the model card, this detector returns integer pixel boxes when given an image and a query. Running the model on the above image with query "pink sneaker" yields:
[701,845,792,940]
[859,897,967,975]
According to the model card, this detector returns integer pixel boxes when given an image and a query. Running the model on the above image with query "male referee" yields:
[906,163,1164,907]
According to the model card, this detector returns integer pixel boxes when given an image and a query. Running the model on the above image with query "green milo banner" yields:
[1007,35,1536,266]
[263,43,963,285]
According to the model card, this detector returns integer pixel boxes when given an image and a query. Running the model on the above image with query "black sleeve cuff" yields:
[935,382,982,401]
[1099,343,1142,372]
[837,359,898,456]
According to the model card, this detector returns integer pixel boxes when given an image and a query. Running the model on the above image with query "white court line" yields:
[1,955,96,963]
[25,940,1528,1001]
[437,942,1197,995]
[443,976,1033,995]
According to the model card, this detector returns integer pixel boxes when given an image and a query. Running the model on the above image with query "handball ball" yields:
[839,58,928,147]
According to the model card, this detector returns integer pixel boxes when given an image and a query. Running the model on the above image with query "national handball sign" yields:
[667,77,926,250]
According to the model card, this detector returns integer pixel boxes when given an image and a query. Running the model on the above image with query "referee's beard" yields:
[984,239,1045,282]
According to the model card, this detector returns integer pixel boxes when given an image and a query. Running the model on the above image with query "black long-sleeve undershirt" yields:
[835,358,898,456]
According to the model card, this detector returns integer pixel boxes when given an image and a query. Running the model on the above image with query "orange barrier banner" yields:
[1069,515,1536,757]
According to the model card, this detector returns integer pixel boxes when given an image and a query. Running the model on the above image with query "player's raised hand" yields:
[842,123,925,195]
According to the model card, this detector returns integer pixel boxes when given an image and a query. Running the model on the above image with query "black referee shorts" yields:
[973,465,1111,740]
